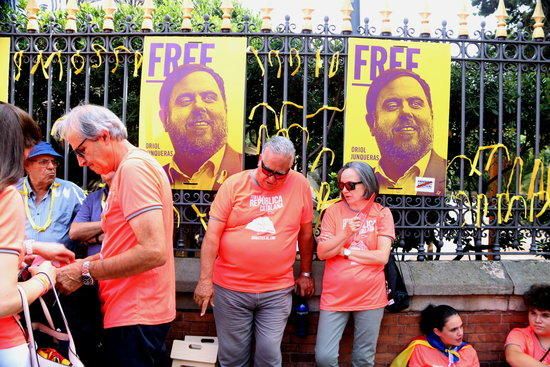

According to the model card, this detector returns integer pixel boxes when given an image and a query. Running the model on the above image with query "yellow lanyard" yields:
[21,178,59,232]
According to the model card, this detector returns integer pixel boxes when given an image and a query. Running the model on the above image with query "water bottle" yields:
[294,298,309,337]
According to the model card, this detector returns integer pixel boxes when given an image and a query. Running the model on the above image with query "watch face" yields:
[82,275,94,286]
[344,249,351,256]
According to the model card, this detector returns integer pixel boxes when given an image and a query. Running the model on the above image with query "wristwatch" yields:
[343,248,352,259]
[81,261,94,286]
[301,272,311,278]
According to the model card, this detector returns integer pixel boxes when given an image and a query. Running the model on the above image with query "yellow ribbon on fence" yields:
[310,147,335,172]
[469,144,510,176]
[30,51,48,79]
[173,206,181,228]
[313,182,341,230]
[503,195,528,223]
[247,46,265,76]
[527,159,544,200]
[91,44,107,69]
[496,192,508,224]
[268,50,282,78]
[446,154,474,174]
[289,48,301,76]
[133,51,143,77]
[276,124,310,143]
[191,204,208,231]
[505,157,524,195]
[71,51,85,75]
[306,102,345,119]
[279,101,304,124]
[315,48,322,77]
[43,51,63,81]
[475,193,488,228]
[328,51,339,78]
[255,124,270,155]
[248,102,280,130]
[13,51,23,81]
[111,45,132,74]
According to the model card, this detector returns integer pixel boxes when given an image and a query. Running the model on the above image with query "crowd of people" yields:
[0,101,548,367]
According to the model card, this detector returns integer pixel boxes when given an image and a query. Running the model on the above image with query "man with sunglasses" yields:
[16,141,85,251]
[194,136,315,367]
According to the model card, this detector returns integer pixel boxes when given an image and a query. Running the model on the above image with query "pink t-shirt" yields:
[505,326,550,364]
[210,170,313,293]
[100,149,176,328]
[0,186,27,349]
[318,201,395,311]
[408,343,480,367]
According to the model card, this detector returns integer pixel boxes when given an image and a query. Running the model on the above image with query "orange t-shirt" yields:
[100,149,175,328]
[210,170,313,293]
[0,186,27,349]
[505,326,550,364]
[408,343,480,367]
[318,201,395,311]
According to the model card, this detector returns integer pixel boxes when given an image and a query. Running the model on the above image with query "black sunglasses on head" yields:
[338,181,363,191]
[261,161,290,180]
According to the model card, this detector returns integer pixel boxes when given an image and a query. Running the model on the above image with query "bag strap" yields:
[540,347,550,362]
[17,285,39,367]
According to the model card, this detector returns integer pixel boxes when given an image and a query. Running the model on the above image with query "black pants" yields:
[103,323,171,367]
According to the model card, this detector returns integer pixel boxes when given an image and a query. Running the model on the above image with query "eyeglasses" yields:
[338,181,363,191]
[32,158,60,168]
[73,138,89,158]
[260,161,290,180]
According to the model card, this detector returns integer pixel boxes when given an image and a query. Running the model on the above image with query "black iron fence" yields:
[1,5,549,260]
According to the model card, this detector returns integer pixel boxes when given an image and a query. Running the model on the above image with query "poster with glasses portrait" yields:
[0,38,9,102]
[139,36,246,191]
[344,38,451,196]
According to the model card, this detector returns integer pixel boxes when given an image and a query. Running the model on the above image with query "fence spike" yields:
[141,0,155,31]
[419,0,431,37]
[102,0,117,32]
[301,0,314,33]
[495,0,508,39]
[261,1,273,32]
[380,0,392,35]
[532,0,545,40]
[457,0,470,38]
[181,0,194,31]
[25,0,39,32]
[341,0,353,34]
[220,0,234,32]
[65,0,78,32]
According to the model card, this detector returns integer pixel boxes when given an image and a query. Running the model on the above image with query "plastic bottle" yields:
[294,298,309,337]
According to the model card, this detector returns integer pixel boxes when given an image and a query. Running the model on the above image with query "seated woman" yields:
[315,161,395,367]
[391,304,480,367]
[505,284,550,366]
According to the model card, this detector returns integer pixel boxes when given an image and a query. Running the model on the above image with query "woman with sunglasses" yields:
[0,103,73,367]
[315,161,395,367]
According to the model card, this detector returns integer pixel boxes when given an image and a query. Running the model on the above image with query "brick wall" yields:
[167,310,528,367]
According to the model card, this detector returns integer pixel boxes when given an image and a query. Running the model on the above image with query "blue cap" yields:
[27,141,63,160]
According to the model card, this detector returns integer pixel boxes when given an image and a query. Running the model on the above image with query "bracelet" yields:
[32,273,50,295]
[24,239,35,255]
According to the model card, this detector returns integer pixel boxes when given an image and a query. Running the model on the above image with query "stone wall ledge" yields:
[175,258,550,312]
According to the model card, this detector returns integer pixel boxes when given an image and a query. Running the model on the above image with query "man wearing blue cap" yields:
[16,141,85,251]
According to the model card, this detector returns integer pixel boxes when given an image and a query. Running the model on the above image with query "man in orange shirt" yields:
[194,136,315,367]
[52,105,176,367]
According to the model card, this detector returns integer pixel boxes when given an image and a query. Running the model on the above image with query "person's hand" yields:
[55,260,83,295]
[194,280,214,316]
[295,274,315,298]
[345,217,362,235]
[29,261,57,289]
[33,242,75,266]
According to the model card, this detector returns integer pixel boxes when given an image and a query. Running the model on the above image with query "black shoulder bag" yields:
[384,253,410,312]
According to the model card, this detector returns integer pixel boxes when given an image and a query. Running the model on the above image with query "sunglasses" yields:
[338,181,363,191]
[261,161,290,180]
[72,138,89,158]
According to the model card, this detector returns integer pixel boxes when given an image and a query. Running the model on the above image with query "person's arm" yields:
[56,209,167,294]
[32,241,75,265]
[69,221,103,243]
[295,221,315,297]
[0,253,56,317]
[317,218,358,260]
[344,235,392,265]
[505,344,547,367]
[194,219,225,316]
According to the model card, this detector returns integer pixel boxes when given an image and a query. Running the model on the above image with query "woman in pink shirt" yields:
[315,161,395,367]
[505,284,550,366]
[391,304,480,367]
[0,103,73,367]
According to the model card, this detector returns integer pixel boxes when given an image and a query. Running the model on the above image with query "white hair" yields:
[52,104,127,141]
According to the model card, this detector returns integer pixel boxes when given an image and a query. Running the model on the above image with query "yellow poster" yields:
[0,38,10,102]
[139,36,246,191]
[344,38,451,196]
